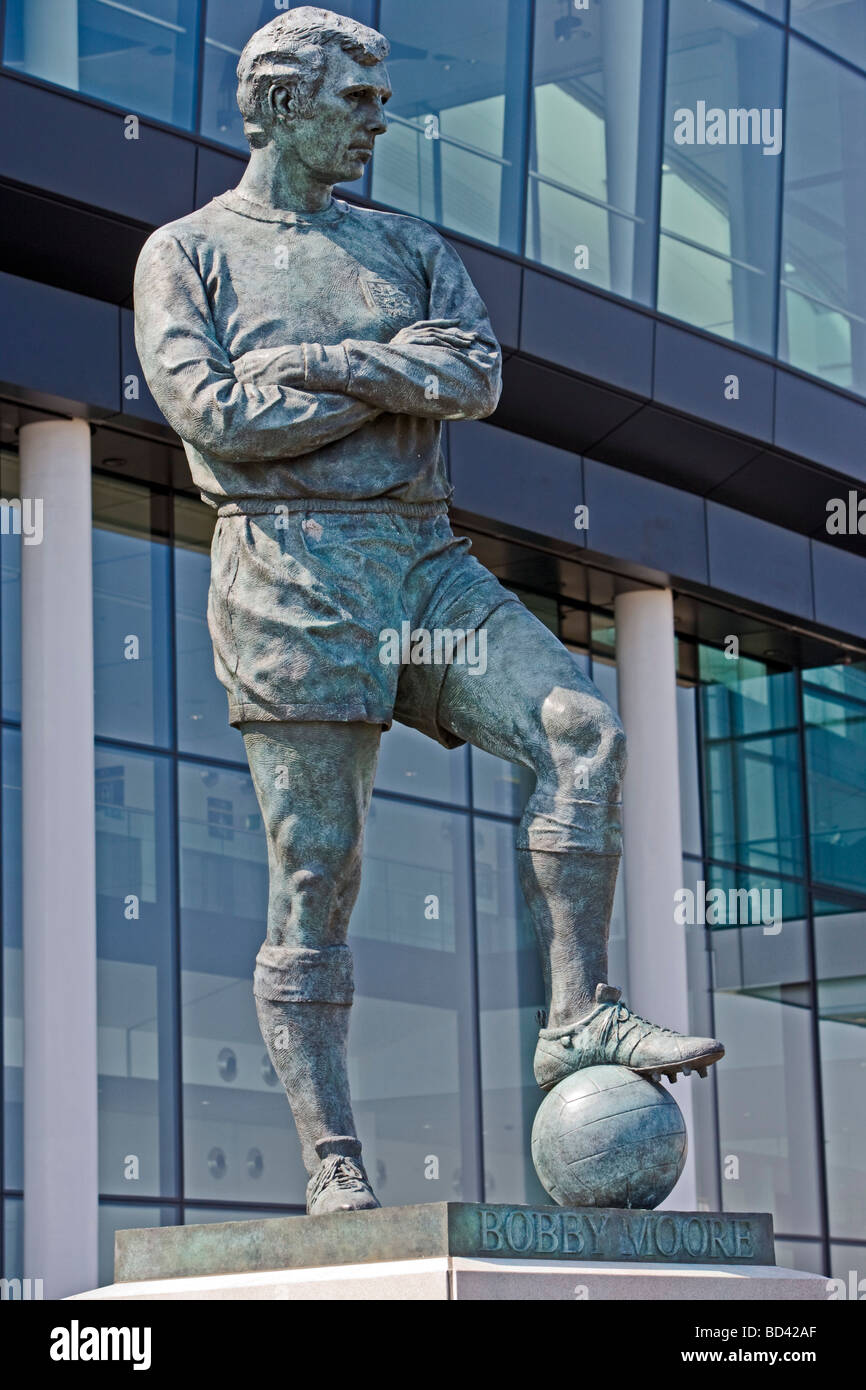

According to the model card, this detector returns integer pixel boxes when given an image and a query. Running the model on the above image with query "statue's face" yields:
[274,46,391,185]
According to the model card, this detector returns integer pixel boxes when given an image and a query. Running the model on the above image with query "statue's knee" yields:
[540,687,627,784]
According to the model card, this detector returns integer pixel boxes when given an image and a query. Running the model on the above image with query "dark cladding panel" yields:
[583,459,709,585]
[811,541,866,642]
[445,237,521,351]
[0,271,119,414]
[654,322,775,442]
[520,270,653,397]
[449,421,584,547]
[120,309,166,428]
[195,146,248,210]
[706,501,814,622]
[775,370,866,484]
[0,74,195,226]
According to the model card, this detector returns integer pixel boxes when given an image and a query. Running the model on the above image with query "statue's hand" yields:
[390,319,479,350]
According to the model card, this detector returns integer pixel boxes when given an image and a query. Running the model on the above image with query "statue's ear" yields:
[268,81,297,123]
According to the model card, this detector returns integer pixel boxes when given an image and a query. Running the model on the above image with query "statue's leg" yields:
[239,719,382,1213]
[436,600,723,1089]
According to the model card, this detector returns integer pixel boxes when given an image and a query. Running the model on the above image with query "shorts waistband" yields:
[216,497,450,519]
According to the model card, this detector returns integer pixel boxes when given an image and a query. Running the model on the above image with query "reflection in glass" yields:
[2,731,22,1191]
[3,0,200,127]
[93,477,171,748]
[476,815,547,1205]
[372,0,531,251]
[174,498,245,764]
[96,746,177,1197]
[178,760,292,1203]
[791,0,866,73]
[1,450,21,722]
[659,0,784,351]
[713,915,823,1235]
[780,40,866,393]
[803,663,866,895]
[700,652,805,878]
[375,719,469,806]
[527,0,664,300]
[814,899,866,1241]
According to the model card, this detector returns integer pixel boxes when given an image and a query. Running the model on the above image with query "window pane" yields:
[93,478,171,748]
[174,498,245,764]
[814,898,866,1241]
[780,40,866,393]
[712,906,823,1235]
[96,746,177,1198]
[803,663,866,895]
[791,0,866,72]
[375,719,469,805]
[699,657,805,878]
[659,0,784,352]
[2,730,22,1191]
[177,760,289,1204]
[199,1,374,152]
[372,0,531,251]
[3,0,200,128]
[527,0,664,300]
[98,1203,174,1289]
[475,815,547,1205]
[1,449,21,723]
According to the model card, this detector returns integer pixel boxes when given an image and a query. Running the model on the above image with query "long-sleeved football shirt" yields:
[133,188,502,512]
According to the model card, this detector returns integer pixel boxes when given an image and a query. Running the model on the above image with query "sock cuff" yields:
[254,943,354,1004]
[516,795,622,855]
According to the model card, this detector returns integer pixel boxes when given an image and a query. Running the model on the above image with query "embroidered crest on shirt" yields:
[359,273,416,321]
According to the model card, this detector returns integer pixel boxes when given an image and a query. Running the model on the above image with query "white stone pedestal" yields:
[70,1257,827,1302]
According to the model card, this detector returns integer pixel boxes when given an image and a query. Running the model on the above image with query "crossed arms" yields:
[133,228,502,464]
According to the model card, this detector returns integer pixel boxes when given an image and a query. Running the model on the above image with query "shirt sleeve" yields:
[133,232,380,463]
[334,231,503,420]
[230,231,503,421]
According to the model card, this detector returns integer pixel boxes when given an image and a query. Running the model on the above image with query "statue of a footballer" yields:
[135,8,723,1216]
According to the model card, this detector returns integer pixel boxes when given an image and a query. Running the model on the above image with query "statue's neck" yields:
[235,147,333,215]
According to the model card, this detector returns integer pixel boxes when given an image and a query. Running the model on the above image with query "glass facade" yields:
[4,0,866,394]
[2,436,864,1282]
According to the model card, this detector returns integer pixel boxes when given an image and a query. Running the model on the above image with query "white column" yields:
[614,587,697,1209]
[23,0,79,90]
[20,419,98,1299]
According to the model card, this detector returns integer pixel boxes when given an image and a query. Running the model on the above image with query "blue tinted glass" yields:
[527,0,665,301]
[791,0,866,71]
[96,746,177,1198]
[3,0,200,127]
[814,897,866,1240]
[372,0,532,252]
[2,729,22,1192]
[375,719,469,805]
[200,0,378,153]
[174,497,245,764]
[659,0,784,352]
[780,39,866,394]
[803,663,866,893]
[699,654,805,878]
[0,449,21,722]
[93,478,171,748]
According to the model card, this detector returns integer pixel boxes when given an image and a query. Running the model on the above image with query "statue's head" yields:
[236,7,391,184]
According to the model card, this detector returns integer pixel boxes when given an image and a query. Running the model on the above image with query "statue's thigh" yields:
[436,601,614,772]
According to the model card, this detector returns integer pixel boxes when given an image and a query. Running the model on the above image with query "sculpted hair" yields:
[236,7,389,145]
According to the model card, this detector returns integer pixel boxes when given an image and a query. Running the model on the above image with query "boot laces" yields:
[597,1000,676,1051]
[312,1154,368,1197]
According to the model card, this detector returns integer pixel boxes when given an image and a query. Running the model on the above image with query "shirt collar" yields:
[215,188,348,226]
